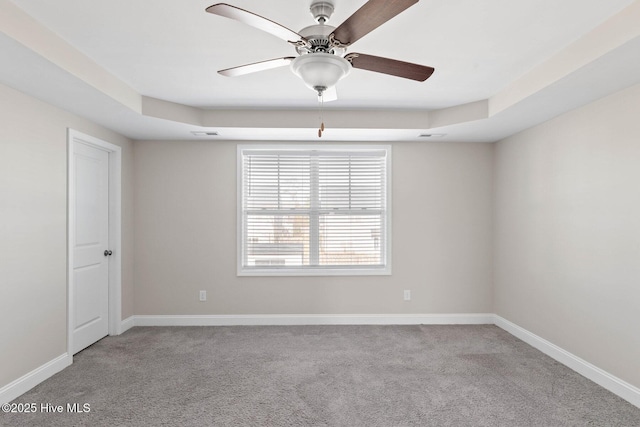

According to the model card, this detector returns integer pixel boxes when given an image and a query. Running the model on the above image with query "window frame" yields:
[237,144,392,277]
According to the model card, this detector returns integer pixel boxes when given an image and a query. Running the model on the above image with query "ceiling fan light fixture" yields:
[291,53,351,94]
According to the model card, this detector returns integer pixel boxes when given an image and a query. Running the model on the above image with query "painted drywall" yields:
[0,83,134,388]
[133,140,493,315]
[494,82,640,388]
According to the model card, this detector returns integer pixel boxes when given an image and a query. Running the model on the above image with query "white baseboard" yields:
[120,316,135,333]
[494,315,640,409]
[0,353,71,405]
[132,313,495,327]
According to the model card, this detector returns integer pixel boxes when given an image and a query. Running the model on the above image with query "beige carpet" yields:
[3,325,640,426]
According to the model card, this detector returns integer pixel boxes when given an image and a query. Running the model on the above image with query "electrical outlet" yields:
[199,290,207,302]
[403,290,411,301]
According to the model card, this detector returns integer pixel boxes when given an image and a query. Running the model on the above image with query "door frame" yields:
[67,128,122,357]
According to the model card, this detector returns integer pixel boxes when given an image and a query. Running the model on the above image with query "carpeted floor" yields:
[3,325,640,426]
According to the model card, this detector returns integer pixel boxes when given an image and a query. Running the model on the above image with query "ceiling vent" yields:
[191,131,219,136]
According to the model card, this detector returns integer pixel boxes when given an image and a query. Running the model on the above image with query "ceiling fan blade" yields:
[347,53,434,81]
[320,86,338,102]
[219,57,295,77]
[205,3,305,45]
[331,0,418,46]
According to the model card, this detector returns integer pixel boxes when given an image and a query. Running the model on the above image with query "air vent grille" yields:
[191,131,219,136]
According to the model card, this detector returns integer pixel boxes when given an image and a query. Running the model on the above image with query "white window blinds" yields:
[239,146,390,275]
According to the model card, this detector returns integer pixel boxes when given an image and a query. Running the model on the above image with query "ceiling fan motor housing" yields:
[296,24,346,56]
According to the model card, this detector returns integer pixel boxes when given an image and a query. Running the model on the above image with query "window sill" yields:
[237,266,391,277]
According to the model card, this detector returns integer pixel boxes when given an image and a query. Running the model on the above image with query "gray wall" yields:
[494,82,640,387]
[0,83,134,387]
[133,140,494,315]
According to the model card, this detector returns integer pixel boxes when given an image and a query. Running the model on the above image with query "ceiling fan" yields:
[205,0,435,102]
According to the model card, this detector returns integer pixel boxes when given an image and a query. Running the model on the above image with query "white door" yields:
[72,141,110,354]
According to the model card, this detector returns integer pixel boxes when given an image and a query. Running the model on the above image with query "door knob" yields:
[104,250,113,256]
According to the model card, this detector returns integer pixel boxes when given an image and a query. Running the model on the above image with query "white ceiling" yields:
[2,0,640,142]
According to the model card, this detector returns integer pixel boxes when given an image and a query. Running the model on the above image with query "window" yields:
[238,145,391,276]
